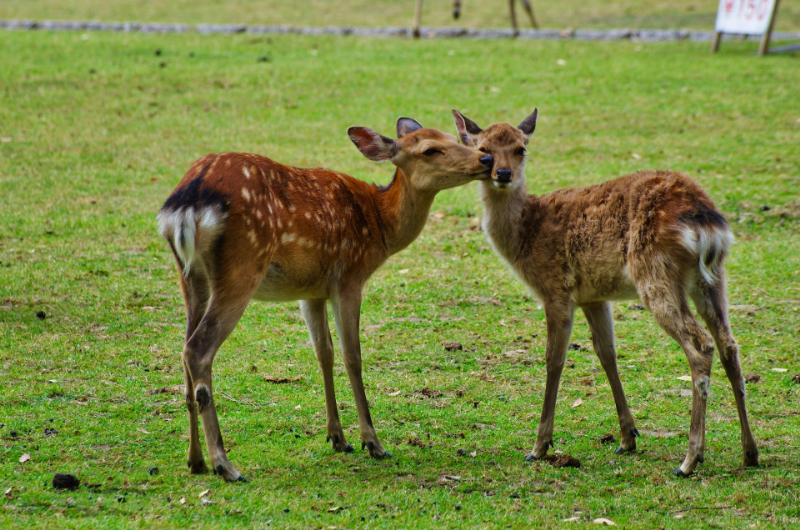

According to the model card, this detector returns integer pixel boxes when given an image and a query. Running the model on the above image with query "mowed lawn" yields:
[1,28,799,529]
[2,0,800,32]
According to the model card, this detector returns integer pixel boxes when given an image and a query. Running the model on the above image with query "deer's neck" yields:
[480,178,532,264]
[375,169,437,256]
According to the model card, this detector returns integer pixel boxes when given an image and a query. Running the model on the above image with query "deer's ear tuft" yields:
[518,108,538,139]
[396,117,423,139]
[452,110,482,146]
[348,127,398,162]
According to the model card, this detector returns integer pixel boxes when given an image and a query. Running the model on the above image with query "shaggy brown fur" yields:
[158,118,492,481]
[453,109,758,476]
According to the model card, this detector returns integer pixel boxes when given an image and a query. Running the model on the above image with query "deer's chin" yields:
[492,179,512,189]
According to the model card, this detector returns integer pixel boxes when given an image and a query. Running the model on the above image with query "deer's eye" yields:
[478,147,490,154]
[516,147,527,157]
[423,148,443,156]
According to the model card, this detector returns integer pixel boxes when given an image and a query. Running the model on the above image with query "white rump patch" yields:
[677,225,733,285]
[157,205,226,276]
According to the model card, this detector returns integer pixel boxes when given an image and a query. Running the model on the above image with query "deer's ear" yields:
[452,110,482,145]
[348,127,398,162]
[396,117,423,138]
[518,108,538,140]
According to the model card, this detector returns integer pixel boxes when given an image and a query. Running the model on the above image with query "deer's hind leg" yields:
[582,302,639,455]
[175,256,213,474]
[690,276,758,468]
[638,271,715,476]
[183,246,270,482]
[300,299,353,454]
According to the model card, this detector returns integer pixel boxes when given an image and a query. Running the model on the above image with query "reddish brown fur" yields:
[453,109,758,476]
[158,121,490,481]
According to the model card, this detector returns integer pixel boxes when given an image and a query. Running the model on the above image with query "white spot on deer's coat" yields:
[277,219,283,229]
[298,237,307,247]
[305,212,312,219]
[362,227,369,235]
[288,204,296,213]
[256,210,263,220]
[243,166,251,179]
[282,233,296,244]
[248,230,257,245]
[242,188,251,202]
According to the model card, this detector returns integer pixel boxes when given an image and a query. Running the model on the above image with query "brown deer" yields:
[452,108,758,476]
[413,0,538,38]
[157,119,493,481]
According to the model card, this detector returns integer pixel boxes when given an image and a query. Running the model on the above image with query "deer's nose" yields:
[479,154,494,169]
[496,168,512,182]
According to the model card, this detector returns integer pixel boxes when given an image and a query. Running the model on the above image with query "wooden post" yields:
[711,31,722,53]
[413,0,423,39]
[758,0,781,56]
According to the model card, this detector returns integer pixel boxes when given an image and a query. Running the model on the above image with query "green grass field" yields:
[2,0,800,32]
[1,25,799,529]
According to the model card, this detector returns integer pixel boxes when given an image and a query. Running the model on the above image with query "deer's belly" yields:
[252,263,330,302]
[575,265,640,304]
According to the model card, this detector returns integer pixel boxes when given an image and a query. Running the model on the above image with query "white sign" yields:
[715,0,778,35]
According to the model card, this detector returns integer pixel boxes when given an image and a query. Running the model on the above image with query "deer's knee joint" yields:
[195,384,211,412]
[695,375,711,401]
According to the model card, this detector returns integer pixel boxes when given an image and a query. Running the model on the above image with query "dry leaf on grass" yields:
[19,453,30,463]
[572,398,583,408]
[264,375,303,383]
[593,517,616,526]
[198,489,210,498]
[677,375,693,382]
[771,368,788,373]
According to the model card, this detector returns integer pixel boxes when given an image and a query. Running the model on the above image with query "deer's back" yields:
[163,152,390,300]
[516,170,723,304]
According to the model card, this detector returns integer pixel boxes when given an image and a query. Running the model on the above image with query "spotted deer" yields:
[157,119,493,481]
[452,108,758,476]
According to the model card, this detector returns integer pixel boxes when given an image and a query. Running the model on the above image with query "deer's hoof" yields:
[365,440,391,459]
[329,433,352,453]
[672,467,692,478]
[615,440,637,454]
[188,459,208,474]
[744,449,759,467]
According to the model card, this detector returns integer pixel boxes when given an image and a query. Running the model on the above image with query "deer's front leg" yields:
[527,304,574,461]
[582,302,639,454]
[300,299,353,454]
[332,287,391,459]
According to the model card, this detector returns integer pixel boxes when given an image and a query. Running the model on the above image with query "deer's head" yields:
[452,109,538,190]
[348,118,494,192]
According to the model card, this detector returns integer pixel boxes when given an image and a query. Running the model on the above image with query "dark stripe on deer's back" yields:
[162,156,230,212]
[679,202,728,230]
